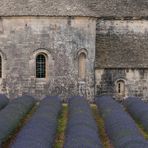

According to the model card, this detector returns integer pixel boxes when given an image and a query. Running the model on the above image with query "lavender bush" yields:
[64,96,102,148]
[0,95,35,145]
[11,96,61,148]
[96,95,148,148]
[124,96,148,131]
[0,94,9,110]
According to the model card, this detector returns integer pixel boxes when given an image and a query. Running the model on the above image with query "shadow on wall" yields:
[96,69,127,100]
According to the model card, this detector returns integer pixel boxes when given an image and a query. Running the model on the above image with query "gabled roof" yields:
[0,0,147,17]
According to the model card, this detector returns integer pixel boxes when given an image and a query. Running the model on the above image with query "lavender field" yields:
[0,95,148,148]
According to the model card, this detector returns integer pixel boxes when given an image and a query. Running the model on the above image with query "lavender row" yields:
[124,96,148,132]
[0,95,35,146]
[0,94,9,110]
[96,95,148,148]
[64,96,102,148]
[11,96,62,148]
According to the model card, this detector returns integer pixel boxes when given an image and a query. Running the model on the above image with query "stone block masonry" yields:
[0,17,96,100]
[95,20,148,100]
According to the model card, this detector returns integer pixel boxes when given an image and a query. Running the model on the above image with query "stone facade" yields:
[0,10,147,101]
[95,69,148,100]
[0,17,96,100]
[95,20,148,100]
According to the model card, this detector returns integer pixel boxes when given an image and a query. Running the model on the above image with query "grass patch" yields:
[134,119,148,140]
[91,104,113,148]
[124,109,148,140]
[138,124,148,140]
[54,104,68,148]
[2,103,38,148]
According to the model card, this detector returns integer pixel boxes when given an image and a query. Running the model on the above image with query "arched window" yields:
[0,56,2,78]
[36,54,46,78]
[116,80,125,97]
[78,52,86,80]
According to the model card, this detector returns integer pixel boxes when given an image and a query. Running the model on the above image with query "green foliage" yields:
[54,104,68,148]
[91,104,112,148]
[135,119,148,140]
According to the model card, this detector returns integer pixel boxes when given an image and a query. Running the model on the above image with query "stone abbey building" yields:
[0,0,147,100]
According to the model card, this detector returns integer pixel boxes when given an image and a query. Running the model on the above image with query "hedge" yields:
[124,96,148,132]
[96,95,148,148]
[0,95,35,146]
[0,94,9,110]
[11,96,62,148]
[64,96,102,148]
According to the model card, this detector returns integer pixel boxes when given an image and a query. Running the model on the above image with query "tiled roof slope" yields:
[0,0,147,17]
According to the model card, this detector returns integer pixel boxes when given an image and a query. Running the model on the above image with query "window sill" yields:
[35,78,49,83]
[78,81,86,84]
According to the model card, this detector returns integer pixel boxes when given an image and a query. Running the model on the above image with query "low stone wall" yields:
[95,68,148,100]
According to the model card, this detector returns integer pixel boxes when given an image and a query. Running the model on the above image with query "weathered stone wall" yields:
[95,20,148,100]
[0,17,96,100]
[95,69,148,100]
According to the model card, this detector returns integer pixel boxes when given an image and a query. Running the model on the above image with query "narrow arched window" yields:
[78,52,86,80]
[36,54,46,78]
[118,83,121,93]
[116,80,125,97]
[0,56,2,78]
